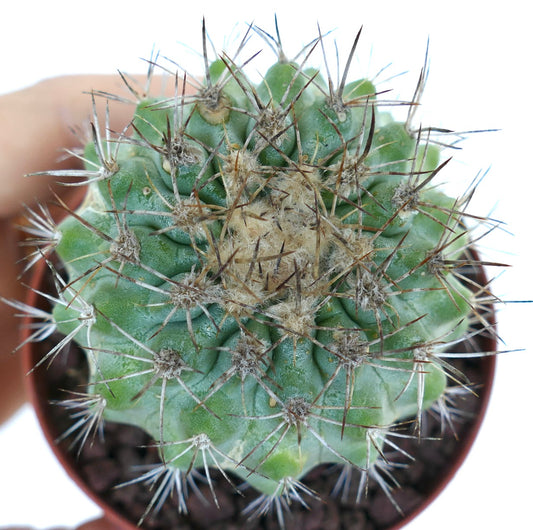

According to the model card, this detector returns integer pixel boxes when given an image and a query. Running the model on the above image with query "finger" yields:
[0,334,25,425]
[0,73,190,422]
[0,74,147,217]
[0,218,27,424]
[0,74,155,422]
[0,74,139,423]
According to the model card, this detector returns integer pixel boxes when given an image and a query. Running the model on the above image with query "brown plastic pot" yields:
[22,256,496,530]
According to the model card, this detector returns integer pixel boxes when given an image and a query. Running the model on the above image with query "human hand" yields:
[0,74,146,530]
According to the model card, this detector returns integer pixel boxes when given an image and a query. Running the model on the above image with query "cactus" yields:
[12,21,500,527]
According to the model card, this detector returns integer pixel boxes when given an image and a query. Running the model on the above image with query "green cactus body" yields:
[35,29,484,518]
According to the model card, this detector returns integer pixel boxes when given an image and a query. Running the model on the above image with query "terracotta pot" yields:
[22,257,496,530]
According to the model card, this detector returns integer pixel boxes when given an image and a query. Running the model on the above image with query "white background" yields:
[0,1,531,528]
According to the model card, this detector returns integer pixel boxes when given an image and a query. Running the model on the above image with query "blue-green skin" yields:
[53,58,472,496]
